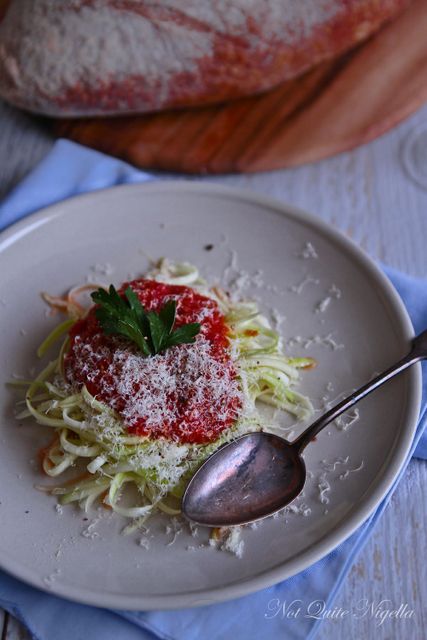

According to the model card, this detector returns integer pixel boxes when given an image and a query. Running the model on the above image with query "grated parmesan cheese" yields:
[210,526,245,558]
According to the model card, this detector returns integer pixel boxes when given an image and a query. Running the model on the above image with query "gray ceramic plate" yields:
[0,183,421,610]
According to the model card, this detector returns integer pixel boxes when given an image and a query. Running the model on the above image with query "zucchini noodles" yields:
[13,260,315,532]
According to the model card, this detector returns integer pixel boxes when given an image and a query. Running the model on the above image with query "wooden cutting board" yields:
[54,0,427,175]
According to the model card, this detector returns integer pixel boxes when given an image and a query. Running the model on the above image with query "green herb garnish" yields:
[91,285,200,356]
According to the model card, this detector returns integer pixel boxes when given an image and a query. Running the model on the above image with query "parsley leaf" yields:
[91,285,201,356]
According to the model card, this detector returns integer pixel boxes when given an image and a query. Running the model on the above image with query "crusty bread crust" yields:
[0,0,411,117]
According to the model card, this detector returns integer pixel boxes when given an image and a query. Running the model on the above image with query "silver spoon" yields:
[182,329,427,527]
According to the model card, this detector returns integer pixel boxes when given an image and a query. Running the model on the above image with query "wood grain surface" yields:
[53,0,427,175]
[1,95,427,638]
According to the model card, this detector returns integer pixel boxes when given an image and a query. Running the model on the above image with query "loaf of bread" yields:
[0,0,411,117]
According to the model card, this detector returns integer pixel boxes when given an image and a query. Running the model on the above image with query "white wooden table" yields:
[1,99,427,640]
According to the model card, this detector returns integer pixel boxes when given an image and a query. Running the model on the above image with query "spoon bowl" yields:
[183,433,306,526]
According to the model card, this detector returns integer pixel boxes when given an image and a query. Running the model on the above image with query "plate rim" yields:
[0,180,422,610]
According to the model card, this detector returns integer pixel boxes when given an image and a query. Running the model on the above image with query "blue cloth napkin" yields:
[0,140,426,640]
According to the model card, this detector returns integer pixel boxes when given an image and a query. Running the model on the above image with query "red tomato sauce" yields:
[65,279,241,443]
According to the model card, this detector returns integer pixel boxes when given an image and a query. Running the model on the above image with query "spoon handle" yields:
[294,329,427,453]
